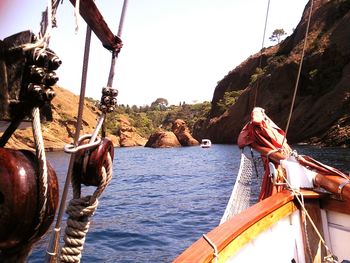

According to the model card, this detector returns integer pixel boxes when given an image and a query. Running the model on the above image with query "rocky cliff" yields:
[193,0,350,147]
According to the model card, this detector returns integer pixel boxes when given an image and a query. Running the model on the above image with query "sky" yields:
[0,0,308,106]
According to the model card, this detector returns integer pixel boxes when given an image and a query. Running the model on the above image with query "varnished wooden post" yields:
[0,148,58,262]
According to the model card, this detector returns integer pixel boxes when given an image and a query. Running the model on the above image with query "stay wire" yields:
[46,1,129,260]
[104,0,128,136]
[282,0,314,147]
[107,0,128,87]
[45,23,93,263]
[253,0,271,107]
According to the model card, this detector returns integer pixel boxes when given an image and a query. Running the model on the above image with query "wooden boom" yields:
[69,0,121,50]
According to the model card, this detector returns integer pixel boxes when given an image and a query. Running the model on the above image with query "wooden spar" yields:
[68,0,121,50]
[315,173,350,202]
[250,143,350,202]
[173,191,295,262]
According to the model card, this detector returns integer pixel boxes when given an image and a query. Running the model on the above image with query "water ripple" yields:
[29,144,349,262]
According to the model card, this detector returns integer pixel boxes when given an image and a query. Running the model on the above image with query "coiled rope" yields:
[60,153,113,263]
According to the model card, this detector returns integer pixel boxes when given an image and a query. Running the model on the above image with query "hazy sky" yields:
[0,0,308,106]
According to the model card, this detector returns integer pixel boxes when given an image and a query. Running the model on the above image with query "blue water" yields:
[29,144,350,262]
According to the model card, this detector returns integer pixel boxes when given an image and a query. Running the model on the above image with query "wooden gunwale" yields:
[173,190,296,263]
[69,0,120,50]
[321,198,350,215]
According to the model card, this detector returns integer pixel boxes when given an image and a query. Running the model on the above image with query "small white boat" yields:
[200,139,212,148]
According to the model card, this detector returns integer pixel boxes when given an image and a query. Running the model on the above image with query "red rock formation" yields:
[172,119,199,146]
[194,0,350,147]
[144,131,181,148]
[117,115,148,147]
[144,119,199,148]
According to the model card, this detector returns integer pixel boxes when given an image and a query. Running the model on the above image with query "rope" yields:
[106,0,128,88]
[74,0,81,32]
[47,0,126,259]
[30,107,49,236]
[60,152,113,263]
[279,171,338,262]
[0,0,60,247]
[202,234,218,263]
[0,0,60,146]
[22,0,56,52]
[47,22,93,257]
[282,0,314,147]
[253,0,271,107]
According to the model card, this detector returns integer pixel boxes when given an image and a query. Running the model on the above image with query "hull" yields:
[174,190,350,262]
[177,107,350,263]
[200,139,212,148]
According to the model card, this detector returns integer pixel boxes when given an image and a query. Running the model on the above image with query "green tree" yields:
[216,90,243,113]
[103,100,212,138]
[150,98,168,110]
[269,28,287,44]
[250,67,265,85]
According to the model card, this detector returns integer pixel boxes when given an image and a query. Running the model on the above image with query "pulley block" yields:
[73,137,114,187]
[0,30,61,122]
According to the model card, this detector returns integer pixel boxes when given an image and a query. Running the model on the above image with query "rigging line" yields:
[253,0,271,107]
[279,172,335,260]
[45,25,93,263]
[47,2,129,259]
[74,0,81,32]
[107,0,128,87]
[102,0,128,137]
[282,0,314,147]
[22,0,53,51]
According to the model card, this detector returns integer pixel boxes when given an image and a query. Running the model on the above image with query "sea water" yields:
[29,144,350,262]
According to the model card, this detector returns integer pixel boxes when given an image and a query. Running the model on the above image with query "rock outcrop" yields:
[118,115,148,147]
[194,0,350,147]
[172,119,199,146]
[144,131,181,148]
[145,119,199,148]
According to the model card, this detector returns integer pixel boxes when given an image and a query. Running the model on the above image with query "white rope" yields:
[74,0,81,33]
[202,234,218,263]
[22,0,54,52]
[31,107,49,234]
[279,171,338,262]
[60,152,113,263]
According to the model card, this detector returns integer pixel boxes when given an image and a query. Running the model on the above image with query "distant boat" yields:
[200,139,212,148]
